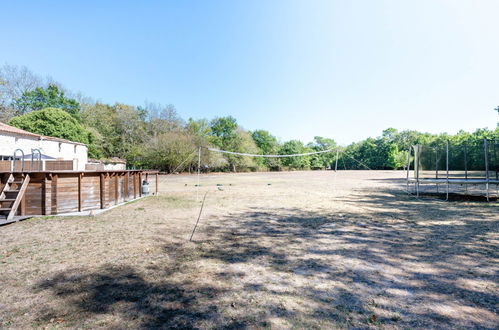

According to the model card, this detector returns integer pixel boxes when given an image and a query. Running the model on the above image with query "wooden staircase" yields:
[0,174,30,225]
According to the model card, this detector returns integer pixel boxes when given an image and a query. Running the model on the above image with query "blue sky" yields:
[2,0,498,144]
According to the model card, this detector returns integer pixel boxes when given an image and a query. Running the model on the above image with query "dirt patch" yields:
[0,171,497,329]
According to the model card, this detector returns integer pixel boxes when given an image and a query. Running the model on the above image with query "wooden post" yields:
[100,173,105,209]
[133,172,137,199]
[114,174,118,205]
[124,172,129,202]
[155,173,158,195]
[20,174,26,216]
[42,174,47,215]
[78,173,82,212]
[51,174,58,214]
[139,172,142,197]
[42,174,51,215]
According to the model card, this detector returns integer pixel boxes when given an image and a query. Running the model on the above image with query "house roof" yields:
[0,122,87,146]
[0,122,40,138]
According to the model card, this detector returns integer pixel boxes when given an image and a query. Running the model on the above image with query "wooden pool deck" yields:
[0,170,158,224]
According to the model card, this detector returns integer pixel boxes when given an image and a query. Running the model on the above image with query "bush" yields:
[9,107,101,158]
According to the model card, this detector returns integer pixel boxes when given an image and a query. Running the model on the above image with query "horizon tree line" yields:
[1,64,498,172]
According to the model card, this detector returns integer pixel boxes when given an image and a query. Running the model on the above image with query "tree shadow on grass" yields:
[187,188,498,329]
[32,186,498,329]
[33,265,227,329]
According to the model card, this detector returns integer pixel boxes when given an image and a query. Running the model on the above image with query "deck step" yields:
[0,208,12,211]
[0,199,16,202]
[4,190,19,198]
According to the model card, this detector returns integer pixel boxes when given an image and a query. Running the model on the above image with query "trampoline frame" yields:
[406,139,499,201]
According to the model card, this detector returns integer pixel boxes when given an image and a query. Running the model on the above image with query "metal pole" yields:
[435,149,438,179]
[493,140,498,181]
[406,147,411,194]
[334,149,339,172]
[435,148,439,193]
[494,140,499,197]
[197,146,201,201]
[464,144,468,194]
[484,139,490,202]
[13,149,25,172]
[446,141,449,201]
[415,145,420,197]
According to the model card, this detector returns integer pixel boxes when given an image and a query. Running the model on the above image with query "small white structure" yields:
[86,157,127,171]
[0,122,88,170]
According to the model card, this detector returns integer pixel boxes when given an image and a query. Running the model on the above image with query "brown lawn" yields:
[0,170,497,329]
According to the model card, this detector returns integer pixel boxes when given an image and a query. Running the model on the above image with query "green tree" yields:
[307,136,337,169]
[387,144,407,169]
[251,129,281,170]
[12,84,80,117]
[209,116,238,147]
[113,103,147,165]
[252,130,279,154]
[9,107,100,158]
[81,103,118,157]
[209,116,241,171]
[81,102,148,164]
[142,131,197,172]
[279,140,311,170]
[186,118,211,138]
[141,102,184,136]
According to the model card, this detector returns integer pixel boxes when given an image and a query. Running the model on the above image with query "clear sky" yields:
[1,0,498,145]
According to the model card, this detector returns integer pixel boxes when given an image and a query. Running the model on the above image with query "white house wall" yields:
[0,132,88,170]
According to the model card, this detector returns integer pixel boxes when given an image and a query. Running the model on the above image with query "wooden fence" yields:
[45,160,73,171]
[0,160,74,171]
[0,161,10,172]
[0,170,158,216]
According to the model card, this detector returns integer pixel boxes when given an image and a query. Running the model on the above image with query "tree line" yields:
[1,64,498,172]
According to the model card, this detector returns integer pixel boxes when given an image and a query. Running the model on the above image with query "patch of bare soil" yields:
[0,171,497,329]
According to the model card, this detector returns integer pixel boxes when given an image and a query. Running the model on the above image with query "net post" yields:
[334,149,339,172]
[197,146,201,201]
[493,140,498,181]
[464,144,468,193]
[435,148,439,193]
[435,148,438,179]
[446,141,449,201]
[484,139,490,202]
[414,145,420,197]
[406,147,411,194]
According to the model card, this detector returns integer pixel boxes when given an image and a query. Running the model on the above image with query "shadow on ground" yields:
[33,186,498,329]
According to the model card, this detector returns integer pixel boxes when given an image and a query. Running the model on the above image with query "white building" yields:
[0,122,88,170]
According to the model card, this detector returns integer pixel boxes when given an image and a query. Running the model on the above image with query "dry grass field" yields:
[0,171,498,329]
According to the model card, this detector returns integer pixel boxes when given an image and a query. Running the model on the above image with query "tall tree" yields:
[279,140,311,169]
[9,107,100,158]
[209,116,238,148]
[0,64,44,122]
[307,136,337,169]
[12,84,80,117]
[142,103,184,136]
[81,103,119,157]
[251,129,281,170]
